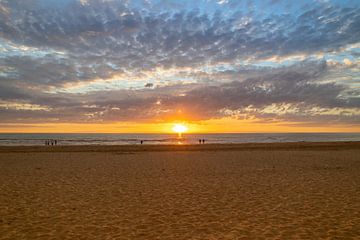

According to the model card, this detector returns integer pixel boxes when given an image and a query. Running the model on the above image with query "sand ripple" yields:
[1,148,360,239]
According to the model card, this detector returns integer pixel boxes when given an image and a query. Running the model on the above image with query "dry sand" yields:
[0,142,360,239]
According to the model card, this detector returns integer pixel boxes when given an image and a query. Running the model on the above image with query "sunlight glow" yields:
[172,124,188,137]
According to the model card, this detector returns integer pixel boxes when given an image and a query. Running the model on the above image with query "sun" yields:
[172,124,188,137]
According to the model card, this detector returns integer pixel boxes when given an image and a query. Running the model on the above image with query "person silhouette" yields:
[140,140,143,145]
[202,139,205,144]
[199,139,201,144]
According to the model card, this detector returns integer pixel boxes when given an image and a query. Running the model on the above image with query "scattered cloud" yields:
[0,0,359,126]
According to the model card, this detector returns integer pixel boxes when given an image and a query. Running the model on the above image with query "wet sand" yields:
[1,142,360,239]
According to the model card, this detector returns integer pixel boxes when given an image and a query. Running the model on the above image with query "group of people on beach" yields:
[45,140,58,146]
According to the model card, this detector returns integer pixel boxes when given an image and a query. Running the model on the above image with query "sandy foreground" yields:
[0,142,360,239]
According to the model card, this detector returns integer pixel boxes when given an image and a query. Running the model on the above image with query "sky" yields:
[0,0,359,133]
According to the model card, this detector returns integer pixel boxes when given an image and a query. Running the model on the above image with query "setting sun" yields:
[172,124,188,137]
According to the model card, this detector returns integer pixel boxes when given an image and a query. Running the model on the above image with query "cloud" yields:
[144,83,154,88]
[0,0,359,126]
[1,61,359,124]
[1,0,359,78]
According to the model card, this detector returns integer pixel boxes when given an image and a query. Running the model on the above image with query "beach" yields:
[1,142,360,239]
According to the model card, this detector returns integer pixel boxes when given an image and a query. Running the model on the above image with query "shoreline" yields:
[0,141,359,153]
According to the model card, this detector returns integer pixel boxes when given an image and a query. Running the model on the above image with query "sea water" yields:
[0,133,359,146]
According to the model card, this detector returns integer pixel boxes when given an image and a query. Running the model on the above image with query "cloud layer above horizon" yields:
[0,0,359,127]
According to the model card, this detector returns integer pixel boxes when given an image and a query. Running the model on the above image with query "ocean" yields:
[0,133,359,146]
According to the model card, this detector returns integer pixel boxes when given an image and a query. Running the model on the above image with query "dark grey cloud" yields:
[144,83,154,88]
[1,61,359,124]
[0,55,119,86]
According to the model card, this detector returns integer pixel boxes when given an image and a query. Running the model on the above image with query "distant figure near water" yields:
[45,139,58,146]
[140,140,143,145]
[202,139,205,144]
[199,139,201,144]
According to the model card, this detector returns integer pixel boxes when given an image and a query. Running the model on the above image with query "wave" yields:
[0,133,359,146]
